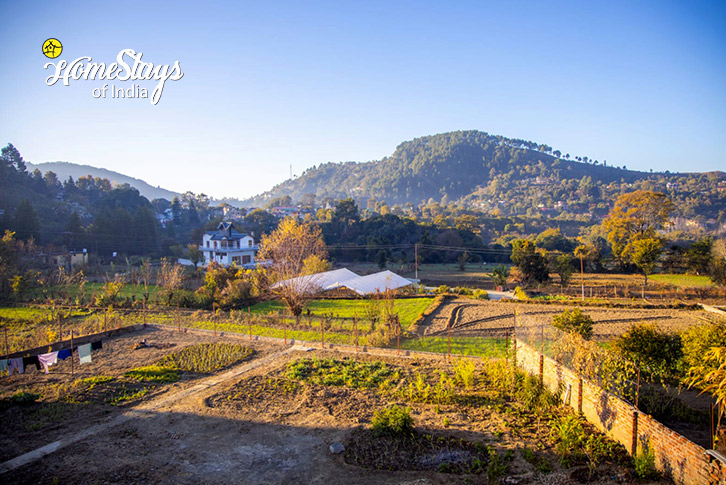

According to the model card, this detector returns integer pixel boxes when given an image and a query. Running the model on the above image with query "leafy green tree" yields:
[12,199,40,242]
[66,212,83,249]
[333,198,359,225]
[510,239,549,285]
[553,253,574,289]
[266,195,293,209]
[186,243,203,268]
[712,239,726,288]
[552,308,593,340]
[630,237,663,293]
[615,324,682,381]
[171,196,183,226]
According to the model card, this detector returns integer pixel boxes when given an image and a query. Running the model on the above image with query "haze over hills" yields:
[242,130,725,220]
[22,130,726,223]
[26,161,180,202]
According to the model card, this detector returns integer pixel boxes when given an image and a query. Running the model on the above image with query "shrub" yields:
[473,289,489,300]
[371,405,414,436]
[436,285,450,294]
[515,374,560,411]
[615,324,682,380]
[634,443,658,479]
[552,308,593,340]
[454,358,477,389]
[6,391,41,405]
[681,323,726,370]
[513,286,528,300]
[549,414,584,466]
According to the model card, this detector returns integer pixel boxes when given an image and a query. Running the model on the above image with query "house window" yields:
[248,240,252,247]
[214,241,218,248]
[237,240,240,248]
[206,241,209,248]
[232,256,241,264]
[242,255,251,264]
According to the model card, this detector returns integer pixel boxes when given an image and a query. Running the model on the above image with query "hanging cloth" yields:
[78,344,92,364]
[57,349,72,360]
[8,357,24,375]
[23,355,41,371]
[0,359,7,374]
[38,352,59,374]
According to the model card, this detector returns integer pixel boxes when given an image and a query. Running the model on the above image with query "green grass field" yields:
[649,274,715,288]
[43,282,163,300]
[248,298,435,329]
[186,319,365,346]
[400,336,507,358]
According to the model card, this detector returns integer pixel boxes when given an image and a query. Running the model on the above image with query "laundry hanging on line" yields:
[38,352,59,374]
[1,338,104,377]
[8,357,23,375]
[78,344,92,364]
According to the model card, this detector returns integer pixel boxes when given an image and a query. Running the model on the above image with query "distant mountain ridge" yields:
[240,130,725,220]
[26,161,179,202]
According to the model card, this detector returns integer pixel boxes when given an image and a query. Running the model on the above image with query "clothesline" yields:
[0,339,103,376]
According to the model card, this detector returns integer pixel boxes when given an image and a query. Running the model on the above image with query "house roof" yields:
[205,221,250,240]
[205,231,249,241]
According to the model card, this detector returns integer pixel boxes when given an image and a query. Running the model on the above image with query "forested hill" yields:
[244,130,726,219]
[27,162,179,201]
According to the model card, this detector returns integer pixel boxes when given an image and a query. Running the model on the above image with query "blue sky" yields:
[0,0,724,199]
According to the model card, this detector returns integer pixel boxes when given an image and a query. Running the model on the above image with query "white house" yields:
[201,222,257,267]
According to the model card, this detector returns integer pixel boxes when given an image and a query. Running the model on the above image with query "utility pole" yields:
[414,243,418,280]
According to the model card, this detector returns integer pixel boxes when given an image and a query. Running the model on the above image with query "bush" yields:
[436,285,450,294]
[681,323,726,370]
[552,308,593,340]
[615,324,682,380]
[6,391,41,405]
[514,286,528,300]
[549,414,584,466]
[454,358,477,389]
[371,405,414,436]
[634,443,658,479]
[473,289,489,300]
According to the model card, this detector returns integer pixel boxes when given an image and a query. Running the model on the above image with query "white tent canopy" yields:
[271,268,413,296]
[326,270,412,295]
[271,268,359,294]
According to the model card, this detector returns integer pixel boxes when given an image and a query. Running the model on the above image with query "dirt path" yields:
[0,346,296,475]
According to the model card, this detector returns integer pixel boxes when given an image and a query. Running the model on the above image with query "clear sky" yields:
[0,0,724,200]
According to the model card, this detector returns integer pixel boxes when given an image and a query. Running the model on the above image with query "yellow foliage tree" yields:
[258,218,328,317]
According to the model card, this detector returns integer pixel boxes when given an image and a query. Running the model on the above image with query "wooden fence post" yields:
[70,330,74,377]
[321,317,325,349]
[631,411,638,456]
[354,314,359,352]
[248,307,252,340]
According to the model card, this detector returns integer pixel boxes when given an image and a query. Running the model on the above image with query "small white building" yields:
[201,222,258,267]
